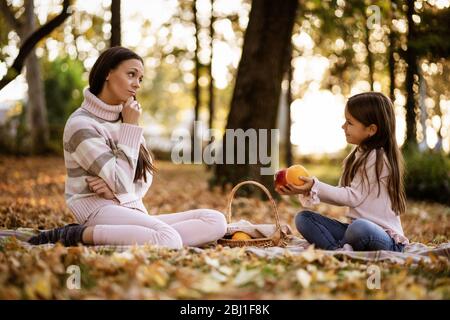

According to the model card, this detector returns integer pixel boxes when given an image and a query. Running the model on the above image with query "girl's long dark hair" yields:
[341,92,406,215]
[89,46,156,182]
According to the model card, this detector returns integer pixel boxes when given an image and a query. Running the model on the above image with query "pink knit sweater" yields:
[299,148,409,245]
[63,88,152,223]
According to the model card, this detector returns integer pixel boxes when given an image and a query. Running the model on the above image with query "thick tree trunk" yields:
[24,51,49,153]
[214,0,298,194]
[405,0,418,149]
[22,0,49,154]
[110,0,121,47]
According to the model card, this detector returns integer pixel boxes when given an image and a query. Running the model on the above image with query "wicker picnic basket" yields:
[217,180,289,248]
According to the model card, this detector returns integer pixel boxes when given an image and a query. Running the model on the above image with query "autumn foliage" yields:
[0,156,449,299]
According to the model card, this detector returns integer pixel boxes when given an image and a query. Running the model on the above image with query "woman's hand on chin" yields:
[122,96,141,125]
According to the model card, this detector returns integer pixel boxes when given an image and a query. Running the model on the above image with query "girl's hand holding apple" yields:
[274,164,314,196]
[275,177,314,196]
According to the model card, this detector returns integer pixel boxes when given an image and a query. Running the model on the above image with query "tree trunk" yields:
[214,0,298,194]
[405,0,418,149]
[191,0,201,160]
[433,97,443,151]
[208,0,215,130]
[418,67,427,151]
[363,8,374,91]
[285,60,293,167]
[388,33,396,102]
[205,0,215,172]
[24,51,49,153]
[434,116,443,151]
[110,0,121,47]
[388,0,397,102]
[22,0,49,154]
[277,41,293,168]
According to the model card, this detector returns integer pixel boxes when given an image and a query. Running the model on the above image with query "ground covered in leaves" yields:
[0,156,449,299]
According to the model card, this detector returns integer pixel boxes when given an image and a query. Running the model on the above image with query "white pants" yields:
[84,205,227,249]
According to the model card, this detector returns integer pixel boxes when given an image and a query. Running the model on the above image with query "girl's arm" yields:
[278,152,385,208]
[311,151,387,208]
[311,175,371,208]
[283,174,370,208]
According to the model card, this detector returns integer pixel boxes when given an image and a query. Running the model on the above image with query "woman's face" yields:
[103,59,144,104]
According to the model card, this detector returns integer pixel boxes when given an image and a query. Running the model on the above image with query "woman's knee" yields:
[201,209,227,238]
[158,227,183,249]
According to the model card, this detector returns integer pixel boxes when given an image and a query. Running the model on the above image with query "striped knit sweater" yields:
[63,88,152,223]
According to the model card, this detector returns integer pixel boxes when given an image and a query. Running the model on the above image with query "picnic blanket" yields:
[247,235,450,264]
[1,228,448,265]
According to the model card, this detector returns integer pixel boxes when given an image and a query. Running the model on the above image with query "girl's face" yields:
[103,59,144,104]
[341,107,377,145]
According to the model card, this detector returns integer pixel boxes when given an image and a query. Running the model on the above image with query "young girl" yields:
[275,92,408,252]
[28,47,226,249]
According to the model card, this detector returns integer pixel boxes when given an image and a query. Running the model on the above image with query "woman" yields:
[28,47,226,249]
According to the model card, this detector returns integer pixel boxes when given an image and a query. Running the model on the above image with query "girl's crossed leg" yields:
[295,210,404,252]
[295,210,349,250]
[342,218,404,252]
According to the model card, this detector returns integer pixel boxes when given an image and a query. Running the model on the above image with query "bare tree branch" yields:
[0,0,72,90]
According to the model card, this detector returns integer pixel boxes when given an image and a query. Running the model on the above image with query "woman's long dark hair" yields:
[341,92,406,215]
[89,46,156,182]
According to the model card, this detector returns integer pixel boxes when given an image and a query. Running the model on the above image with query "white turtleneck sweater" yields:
[63,88,152,224]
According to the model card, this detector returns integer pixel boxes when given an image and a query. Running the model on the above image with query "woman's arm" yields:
[86,176,117,200]
[64,118,143,204]
[81,134,153,201]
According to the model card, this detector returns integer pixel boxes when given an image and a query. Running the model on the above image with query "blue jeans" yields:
[295,210,405,252]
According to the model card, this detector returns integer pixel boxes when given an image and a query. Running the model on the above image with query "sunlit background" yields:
[1,0,449,156]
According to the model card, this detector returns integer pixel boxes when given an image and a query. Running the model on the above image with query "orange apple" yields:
[231,231,252,240]
[286,164,310,186]
[274,168,288,188]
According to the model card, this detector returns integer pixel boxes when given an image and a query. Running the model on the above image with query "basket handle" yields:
[226,180,281,233]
